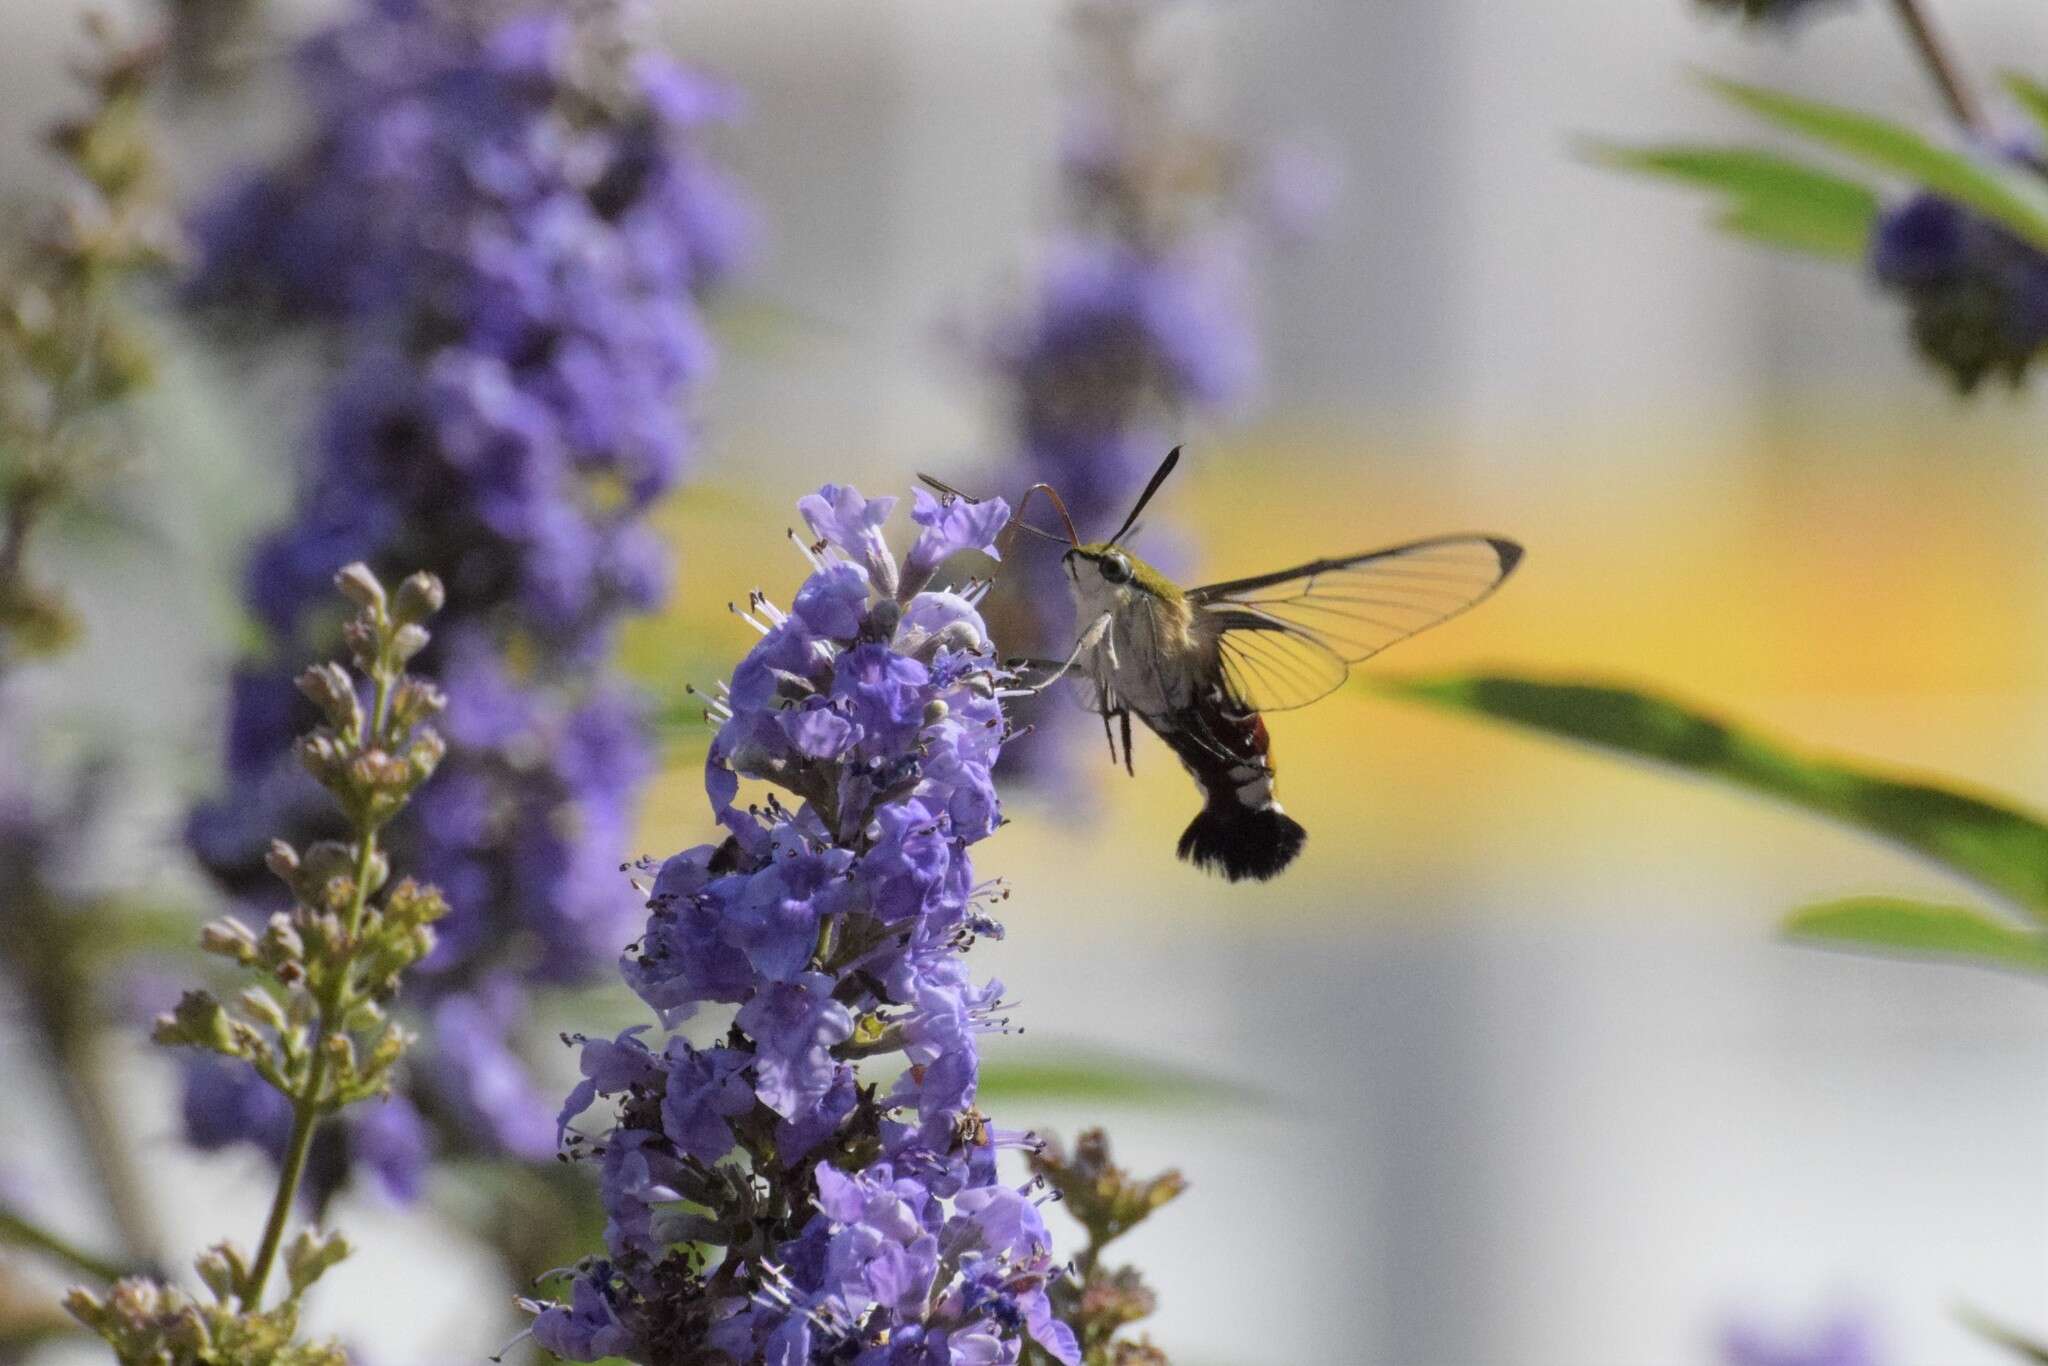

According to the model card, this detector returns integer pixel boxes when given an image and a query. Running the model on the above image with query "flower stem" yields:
[1887,0,1985,133]
[0,1208,133,1285]
[13,913,165,1267]
[51,1026,163,1270]
[242,673,392,1305]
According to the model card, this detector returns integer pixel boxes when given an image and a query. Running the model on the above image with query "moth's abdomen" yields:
[1176,802,1306,882]
[1152,694,1306,881]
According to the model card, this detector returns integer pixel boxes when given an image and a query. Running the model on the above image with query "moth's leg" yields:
[998,612,1112,698]
[1098,706,1135,774]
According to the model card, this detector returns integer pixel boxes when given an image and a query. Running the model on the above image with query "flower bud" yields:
[391,571,445,626]
[406,728,447,783]
[193,1243,241,1302]
[295,662,362,735]
[389,621,430,663]
[364,1022,408,1076]
[259,912,304,966]
[334,561,386,613]
[389,677,446,729]
[342,616,381,672]
[198,917,258,965]
[236,987,289,1034]
[154,990,237,1055]
[384,877,449,928]
[264,839,301,884]
[284,1228,352,1297]
[295,732,347,786]
[323,1031,358,1079]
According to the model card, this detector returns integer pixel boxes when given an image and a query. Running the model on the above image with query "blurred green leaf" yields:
[2001,73,2048,150]
[1783,896,2048,972]
[1589,142,1878,259]
[0,1209,132,1284]
[1382,673,2048,924]
[1959,1305,2048,1364]
[979,1048,1254,1110]
[1708,75,2048,253]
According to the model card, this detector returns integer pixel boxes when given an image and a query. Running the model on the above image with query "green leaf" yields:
[1708,75,2048,254]
[1783,896,2048,972]
[978,1048,1255,1110]
[1958,1305,2048,1364]
[0,1209,132,1284]
[1589,142,1878,259]
[1382,673,2048,923]
[2001,72,2048,150]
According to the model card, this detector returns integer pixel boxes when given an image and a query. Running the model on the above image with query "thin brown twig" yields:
[1888,0,1986,133]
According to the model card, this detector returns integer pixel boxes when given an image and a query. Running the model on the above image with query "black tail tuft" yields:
[1176,803,1307,882]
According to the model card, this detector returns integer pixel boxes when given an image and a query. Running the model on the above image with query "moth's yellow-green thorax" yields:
[1063,543,1184,604]
[1063,542,1206,717]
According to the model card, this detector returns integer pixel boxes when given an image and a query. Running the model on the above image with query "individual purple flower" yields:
[903,488,1008,596]
[658,1043,755,1165]
[528,485,1080,1363]
[180,0,744,1199]
[531,1264,637,1360]
[799,486,902,597]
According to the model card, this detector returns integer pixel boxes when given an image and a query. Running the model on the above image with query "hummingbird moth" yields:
[926,448,1522,882]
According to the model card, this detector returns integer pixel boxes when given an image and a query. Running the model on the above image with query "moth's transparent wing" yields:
[1192,535,1522,712]
[1207,620,1349,714]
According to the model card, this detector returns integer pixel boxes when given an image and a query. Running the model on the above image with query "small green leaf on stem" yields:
[1706,75,2048,254]
[1783,896,2048,972]
[1588,141,1878,259]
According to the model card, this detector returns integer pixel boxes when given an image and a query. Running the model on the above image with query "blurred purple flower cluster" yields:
[182,0,745,1198]
[1722,1313,1877,1366]
[974,0,1317,783]
[531,484,1080,1365]
[1870,167,2048,391]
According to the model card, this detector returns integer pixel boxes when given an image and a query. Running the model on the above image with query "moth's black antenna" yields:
[1107,446,1181,548]
[918,472,1081,555]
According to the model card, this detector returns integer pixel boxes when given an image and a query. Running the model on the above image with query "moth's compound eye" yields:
[1101,552,1133,585]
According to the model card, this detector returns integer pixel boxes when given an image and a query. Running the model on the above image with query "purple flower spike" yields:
[179,0,745,1199]
[528,486,1077,1361]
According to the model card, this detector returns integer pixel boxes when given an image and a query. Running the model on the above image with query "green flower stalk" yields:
[0,15,178,670]
[66,563,451,1365]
